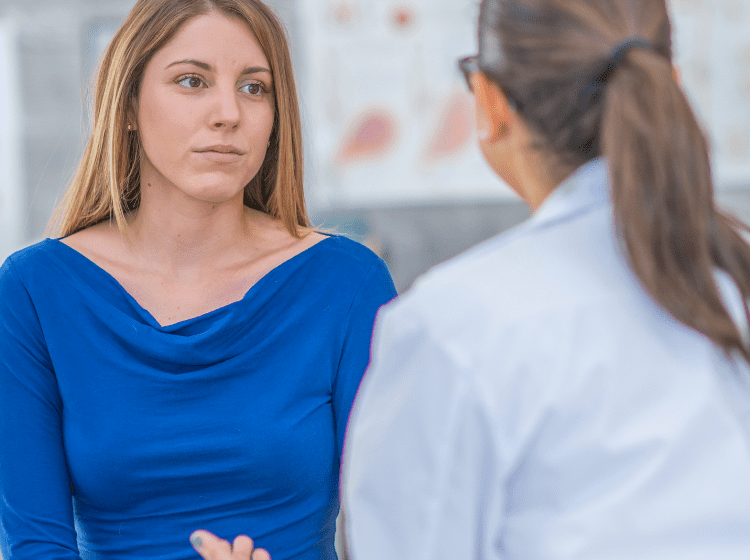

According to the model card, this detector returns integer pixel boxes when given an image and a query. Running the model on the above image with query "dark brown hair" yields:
[479,0,750,362]
[51,0,310,238]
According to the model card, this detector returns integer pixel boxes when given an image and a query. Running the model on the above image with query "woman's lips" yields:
[195,150,244,163]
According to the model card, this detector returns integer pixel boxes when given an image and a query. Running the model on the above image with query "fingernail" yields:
[190,533,203,549]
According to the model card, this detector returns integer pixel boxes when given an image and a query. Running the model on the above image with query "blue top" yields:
[0,235,396,560]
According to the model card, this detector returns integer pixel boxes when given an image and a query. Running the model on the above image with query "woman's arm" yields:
[0,258,81,559]
[333,257,397,459]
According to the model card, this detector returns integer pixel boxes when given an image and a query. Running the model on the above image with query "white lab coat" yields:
[343,158,750,560]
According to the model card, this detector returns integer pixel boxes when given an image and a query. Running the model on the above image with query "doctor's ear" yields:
[672,64,681,85]
[471,72,514,143]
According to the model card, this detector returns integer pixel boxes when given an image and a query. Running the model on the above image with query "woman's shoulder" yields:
[291,230,381,274]
[308,233,396,298]
[2,238,61,277]
[390,209,636,346]
[2,223,122,296]
[8,221,121,273]
[57,220,127,265]
[0,239,69,311]
[251,208,388,275]
[314,233,385,266]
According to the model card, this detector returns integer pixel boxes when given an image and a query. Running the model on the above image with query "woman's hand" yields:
[190,530,271,560]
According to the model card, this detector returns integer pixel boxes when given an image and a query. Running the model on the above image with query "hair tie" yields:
[607,37,656,70]
[567,36,659,149]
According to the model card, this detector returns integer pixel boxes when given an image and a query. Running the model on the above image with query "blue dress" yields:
[0,235,396,560]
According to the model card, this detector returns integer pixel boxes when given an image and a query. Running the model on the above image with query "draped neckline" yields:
[46,234,336,332]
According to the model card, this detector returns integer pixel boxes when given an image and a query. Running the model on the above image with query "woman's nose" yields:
[211,86,241,130]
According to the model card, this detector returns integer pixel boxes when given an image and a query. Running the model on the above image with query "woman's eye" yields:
[240,82,266,96]
[176,75,206,89]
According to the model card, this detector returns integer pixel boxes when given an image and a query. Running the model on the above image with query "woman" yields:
[0,1,395,559]
[343,0,750,558]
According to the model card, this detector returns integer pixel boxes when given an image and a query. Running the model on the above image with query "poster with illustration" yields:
[298,0,750,207]
[297,0,511,207]
[0,19,23,262]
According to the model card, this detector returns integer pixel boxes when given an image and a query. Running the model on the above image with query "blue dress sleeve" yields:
[0,257,81,559]
[333,257,397,459]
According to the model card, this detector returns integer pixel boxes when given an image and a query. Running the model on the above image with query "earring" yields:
[127,123,132,131]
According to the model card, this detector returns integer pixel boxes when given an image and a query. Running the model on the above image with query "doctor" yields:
[343,0,750,558]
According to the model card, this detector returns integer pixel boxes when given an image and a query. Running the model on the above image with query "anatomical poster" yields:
[297,0,512,207]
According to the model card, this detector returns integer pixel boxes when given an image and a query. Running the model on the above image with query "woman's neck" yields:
[126,186,255,276]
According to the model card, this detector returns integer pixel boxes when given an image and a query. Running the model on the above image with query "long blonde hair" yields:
[51,0,309,237]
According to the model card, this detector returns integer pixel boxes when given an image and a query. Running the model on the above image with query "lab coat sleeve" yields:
[342,296,504,560]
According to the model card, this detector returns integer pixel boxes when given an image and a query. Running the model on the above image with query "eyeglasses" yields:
[458,54,522,112]
[458,55,480,91]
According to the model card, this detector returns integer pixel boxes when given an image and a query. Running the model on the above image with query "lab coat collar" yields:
[527,157,610,231]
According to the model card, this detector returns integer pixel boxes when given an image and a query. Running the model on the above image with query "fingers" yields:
[232,535,253,558]
[190,530,233,560]
[190,530,271,560]
[252,547,271,560]
[232,535,271,560]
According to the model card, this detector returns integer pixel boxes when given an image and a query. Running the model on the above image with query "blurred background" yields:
[0,0,748,292]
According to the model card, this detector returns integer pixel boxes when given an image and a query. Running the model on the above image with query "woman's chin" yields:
[179,181,248,206]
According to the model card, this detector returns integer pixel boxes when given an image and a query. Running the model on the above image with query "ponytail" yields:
[602,50,750,362]
[479,0,750,363]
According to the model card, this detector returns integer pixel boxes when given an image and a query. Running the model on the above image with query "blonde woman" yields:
[0,1,395,559]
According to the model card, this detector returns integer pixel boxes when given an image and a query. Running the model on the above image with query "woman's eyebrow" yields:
[165,59,271,76]
[166,59,211,70]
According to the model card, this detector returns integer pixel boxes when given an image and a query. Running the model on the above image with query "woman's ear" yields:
[471,72,514,143]
[126,97,139,132]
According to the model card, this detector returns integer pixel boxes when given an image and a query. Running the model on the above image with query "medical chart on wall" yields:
[298,0,750,207]
[670,0,750,190]
[0,18,23,262]
[297,0,512,207]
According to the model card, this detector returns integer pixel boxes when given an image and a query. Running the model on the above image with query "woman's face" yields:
[134,12,275,205]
